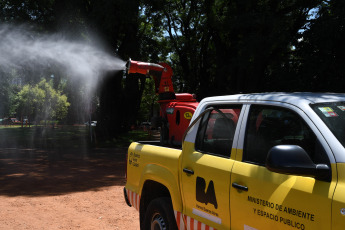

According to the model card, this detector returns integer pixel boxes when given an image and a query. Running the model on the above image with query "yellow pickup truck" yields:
[124,93,345,230]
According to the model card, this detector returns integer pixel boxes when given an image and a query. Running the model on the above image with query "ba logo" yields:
[184,112,193,119]
[196,176,218,209]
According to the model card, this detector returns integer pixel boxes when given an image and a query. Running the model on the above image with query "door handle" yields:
[232,182,248,191]
[183,168,194,175]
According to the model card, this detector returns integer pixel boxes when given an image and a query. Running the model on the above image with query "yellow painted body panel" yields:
[125,142,183,212]
[332,163,345,229]
[230,149,337,230]
[126,145,343,230]
[180,141,234,230]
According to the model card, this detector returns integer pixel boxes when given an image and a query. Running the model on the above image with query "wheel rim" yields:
[151,212,167,230]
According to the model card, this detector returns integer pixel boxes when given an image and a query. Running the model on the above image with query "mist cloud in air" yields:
[0,24,126,93]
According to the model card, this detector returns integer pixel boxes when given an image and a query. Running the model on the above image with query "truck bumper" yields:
[123,187,132,207]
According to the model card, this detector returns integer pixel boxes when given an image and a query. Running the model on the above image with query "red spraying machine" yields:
[126,59,199,146]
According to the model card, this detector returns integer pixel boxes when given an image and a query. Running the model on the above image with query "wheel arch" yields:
[139,164,182,208]
[139,178,182,228]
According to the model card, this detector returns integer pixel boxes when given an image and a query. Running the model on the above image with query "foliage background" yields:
[0,0,344,138]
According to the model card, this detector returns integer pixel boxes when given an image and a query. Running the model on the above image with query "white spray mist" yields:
[0,24,126,123]
[0,24,126,94]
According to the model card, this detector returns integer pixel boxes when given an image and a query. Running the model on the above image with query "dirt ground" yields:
[0,147,140,230]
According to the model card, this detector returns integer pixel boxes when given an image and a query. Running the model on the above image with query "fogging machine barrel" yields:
[126,58,165,75]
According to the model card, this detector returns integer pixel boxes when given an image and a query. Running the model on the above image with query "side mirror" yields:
[266,145,331,182]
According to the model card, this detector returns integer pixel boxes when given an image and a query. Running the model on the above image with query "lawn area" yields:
[0,125,89,149]
[0,125,153,149]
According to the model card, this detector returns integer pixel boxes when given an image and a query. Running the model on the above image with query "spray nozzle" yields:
[126,58,164,75]
[125,58,132,74]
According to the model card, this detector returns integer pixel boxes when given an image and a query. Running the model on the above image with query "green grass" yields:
[0,125,87,149]
[0,125,152,149]
[95,130,155,147]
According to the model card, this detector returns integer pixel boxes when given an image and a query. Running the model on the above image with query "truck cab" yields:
[125,93,345,230]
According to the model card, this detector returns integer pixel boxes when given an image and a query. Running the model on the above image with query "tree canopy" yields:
[13,79,70,123]
[0,0,344,138]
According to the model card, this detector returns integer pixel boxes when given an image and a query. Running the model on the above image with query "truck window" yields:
[311,102,345,148]
[195,105,242,158]
[243,105,329,166]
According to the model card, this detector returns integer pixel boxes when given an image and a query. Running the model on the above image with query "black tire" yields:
[143,197,178,230]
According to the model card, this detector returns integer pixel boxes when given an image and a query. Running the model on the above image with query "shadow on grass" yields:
[0,126,131,197]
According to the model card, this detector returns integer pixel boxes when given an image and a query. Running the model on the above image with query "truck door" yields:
[230,104,337,230]
[180,105,243,230]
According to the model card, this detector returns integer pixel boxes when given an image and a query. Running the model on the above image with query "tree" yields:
[206,0,323,94]
[2,0,333,139]
[291,0,345,92]
[141,0,212,98]
[140,0,322,97]
[13,79,70,125]
[0,71,13,117]
[89,0,146,137]
[0,0,144,138]
[138,77,159,122]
